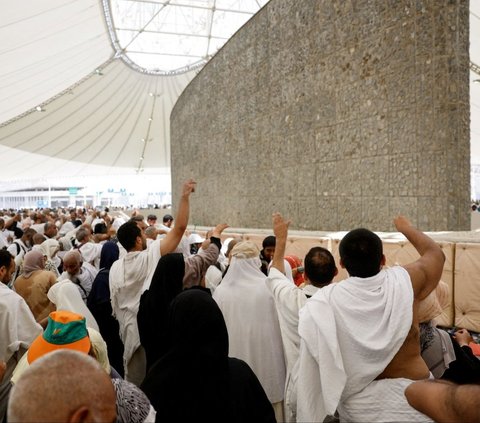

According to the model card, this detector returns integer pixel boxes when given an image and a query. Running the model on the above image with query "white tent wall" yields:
[0,0,267,195]
[0,59,195,182]
[0,0,112,124]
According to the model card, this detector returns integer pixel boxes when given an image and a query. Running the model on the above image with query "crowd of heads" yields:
[0,199,477,423]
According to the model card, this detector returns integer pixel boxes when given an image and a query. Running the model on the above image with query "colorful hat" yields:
[27,310,91,363]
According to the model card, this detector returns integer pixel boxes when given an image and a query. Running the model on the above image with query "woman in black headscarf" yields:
[140,289,276,423]
[137,253,185,372]
[87,241,124,376]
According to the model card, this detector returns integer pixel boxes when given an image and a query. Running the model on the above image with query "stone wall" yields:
[171,0,470,231]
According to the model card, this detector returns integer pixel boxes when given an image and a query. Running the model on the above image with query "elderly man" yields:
[7,350,116,423]
[144,225,158,247]
[110,179,196,386]
[0,250,42,422]
[74,226,102,267]
[58,250,98,302]
[43,222,58,239]
[296,216,445,422]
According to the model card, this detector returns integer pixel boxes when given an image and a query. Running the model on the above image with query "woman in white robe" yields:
[212,241,286,422]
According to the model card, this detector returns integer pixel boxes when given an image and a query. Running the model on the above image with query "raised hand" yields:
[212,223,229,238]
[272,212,290,239]
[182,179,197,197]
[393,215,412,233]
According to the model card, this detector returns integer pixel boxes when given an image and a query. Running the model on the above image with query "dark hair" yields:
[23,228,36,238]
[14,227,24,239]
[117,221,141,251]
[0,249,13,270]
[339,228,383,278]
[304,247,336,287]
[94,223,107,234]
[262,235,276,249]
[73,219,83,228]
[162,214,173,223]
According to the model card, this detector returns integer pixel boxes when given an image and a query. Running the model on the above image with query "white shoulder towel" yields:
[109,239,161,367]
[297,266,413,422]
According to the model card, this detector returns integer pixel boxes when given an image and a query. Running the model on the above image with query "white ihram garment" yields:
[297,266,414,423]
[338,377,433,422]
[109,239,161,374]
[213,256,286,403]
[58,262,98,302]
[0,284,42,418]
[265,267,320,422]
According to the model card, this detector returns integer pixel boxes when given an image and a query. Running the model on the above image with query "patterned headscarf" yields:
[112,378,156,423]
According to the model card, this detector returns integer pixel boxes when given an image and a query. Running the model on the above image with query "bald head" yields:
[144,225,157,240]
[32,233,46,245]
[8,350,116,423]
[63,250,82,276]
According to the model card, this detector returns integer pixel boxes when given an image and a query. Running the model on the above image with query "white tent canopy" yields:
[0,0,268,192]
[0,0,478,194]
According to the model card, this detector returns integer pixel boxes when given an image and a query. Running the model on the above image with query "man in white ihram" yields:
[296,216,445,422]
[109,179,196,386]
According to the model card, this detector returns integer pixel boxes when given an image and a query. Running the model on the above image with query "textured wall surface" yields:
[171,0,470,231]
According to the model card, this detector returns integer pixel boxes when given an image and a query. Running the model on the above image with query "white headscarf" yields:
[213,241,286,403]
[39,238,60,259]
[47,279,99,331]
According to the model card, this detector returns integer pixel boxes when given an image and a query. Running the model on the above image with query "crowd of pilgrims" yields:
[1,179,480,423]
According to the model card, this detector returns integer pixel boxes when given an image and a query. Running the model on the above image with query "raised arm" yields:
[183,223,228,288]
[0,360,5,383]
[3,214,21,230]
[394,215,445,300]
[160,179,196,256]
[271,212,291,274]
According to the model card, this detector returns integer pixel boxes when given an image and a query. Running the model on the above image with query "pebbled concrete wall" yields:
[171,0,470,232]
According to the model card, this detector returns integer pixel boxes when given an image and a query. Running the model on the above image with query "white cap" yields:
[188,233,205,244]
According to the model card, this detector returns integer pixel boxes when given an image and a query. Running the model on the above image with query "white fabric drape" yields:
[297,266,413,422]
[213,256,286,403]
